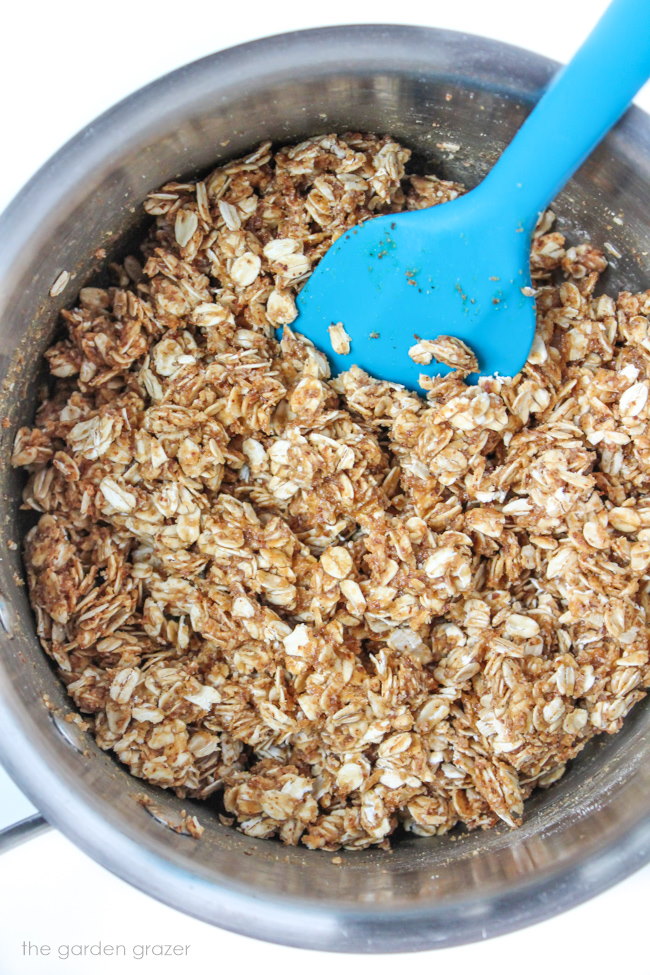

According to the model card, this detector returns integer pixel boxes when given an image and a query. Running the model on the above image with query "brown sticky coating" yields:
[11,134,650,850]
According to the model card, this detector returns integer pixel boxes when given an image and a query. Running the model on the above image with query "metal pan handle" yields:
[0,766,51,851]
[0,814,50,853]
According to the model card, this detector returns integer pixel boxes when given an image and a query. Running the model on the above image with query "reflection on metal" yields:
[0,592,16,637]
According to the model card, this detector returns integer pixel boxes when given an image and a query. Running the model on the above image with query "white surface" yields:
[0,766,36,831]
[1,828,650,974]
[2,0,650,971]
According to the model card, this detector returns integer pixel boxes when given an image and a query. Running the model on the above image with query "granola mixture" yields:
[11,134,650,850]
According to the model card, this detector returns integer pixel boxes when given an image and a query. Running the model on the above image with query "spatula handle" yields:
[481,0,650,227]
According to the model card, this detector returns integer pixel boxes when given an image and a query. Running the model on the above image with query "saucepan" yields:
[0,25,649,953]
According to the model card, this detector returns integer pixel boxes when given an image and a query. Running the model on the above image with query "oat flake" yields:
[11,133,650,852]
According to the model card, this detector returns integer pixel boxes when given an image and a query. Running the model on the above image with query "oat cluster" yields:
[12,134,650,850]
[408,334,479,375]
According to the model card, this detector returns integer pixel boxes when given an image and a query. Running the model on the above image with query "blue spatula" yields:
[289,0,650,388]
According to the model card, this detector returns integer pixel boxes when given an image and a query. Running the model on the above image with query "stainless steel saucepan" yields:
[1,25,649,953]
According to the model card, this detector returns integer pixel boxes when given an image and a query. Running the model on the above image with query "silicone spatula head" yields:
[287,0,650,389]
[293,191,537,389]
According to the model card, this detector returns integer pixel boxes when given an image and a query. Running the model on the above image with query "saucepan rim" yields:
[1,23,650,953]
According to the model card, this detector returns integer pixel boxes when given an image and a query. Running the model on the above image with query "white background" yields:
[2,0,650,972]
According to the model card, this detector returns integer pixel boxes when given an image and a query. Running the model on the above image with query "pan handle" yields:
[0,766,51,851]
[0,814,50,853]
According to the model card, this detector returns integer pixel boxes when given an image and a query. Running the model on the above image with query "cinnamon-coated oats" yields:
[408,335,479,375]
[328,323,352,356]
[11,133,650,850]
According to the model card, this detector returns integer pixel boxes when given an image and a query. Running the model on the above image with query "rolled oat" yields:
[12,133,650,850]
